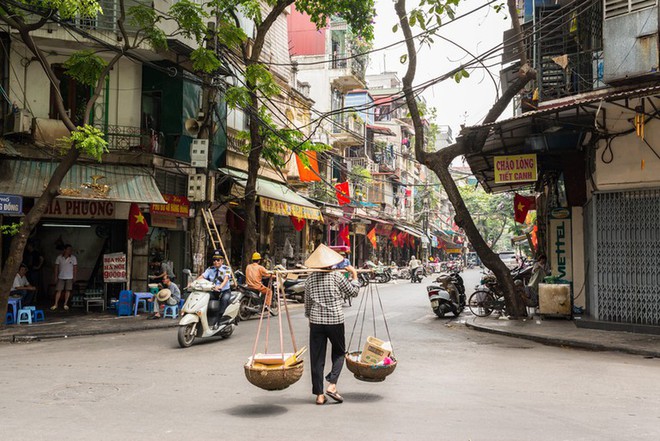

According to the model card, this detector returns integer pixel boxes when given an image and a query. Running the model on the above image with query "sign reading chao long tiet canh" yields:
[493,154,538,184]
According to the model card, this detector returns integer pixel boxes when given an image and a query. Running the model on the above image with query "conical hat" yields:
[156,289,172,302]
[305,244,344,269]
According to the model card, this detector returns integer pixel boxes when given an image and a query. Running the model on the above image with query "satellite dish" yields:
[184,118,200,136]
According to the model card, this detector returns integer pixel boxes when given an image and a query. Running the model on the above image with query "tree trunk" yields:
[0,147,81,325]
[394,0,536,317]
[242,90,263,270]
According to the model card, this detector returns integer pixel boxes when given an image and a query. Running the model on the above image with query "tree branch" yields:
[249,0,294,63]
[83,52,123,125]
[507,0,527,66]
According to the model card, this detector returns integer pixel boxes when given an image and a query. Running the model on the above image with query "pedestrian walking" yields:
[304,244,359,405]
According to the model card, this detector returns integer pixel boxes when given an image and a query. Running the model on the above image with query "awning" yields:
[0,160,166,204]
[367,124,396,136]
[395,225,424,238]
[221,168,322,221]
[462,84,660,193]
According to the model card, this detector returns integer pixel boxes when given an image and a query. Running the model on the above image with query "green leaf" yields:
[59,124,108,161]
[63,50,108,87]
[190,47,221,74]
[392,24,398,33]
[409,13,417,27]
[400,54,408,64]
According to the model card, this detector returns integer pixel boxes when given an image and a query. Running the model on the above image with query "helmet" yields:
[252,252,262,261]
[212,250,224,260]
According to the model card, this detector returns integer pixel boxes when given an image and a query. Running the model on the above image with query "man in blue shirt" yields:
[194,250,232,326]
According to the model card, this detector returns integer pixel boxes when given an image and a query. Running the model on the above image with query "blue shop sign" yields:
[0,194,23,215]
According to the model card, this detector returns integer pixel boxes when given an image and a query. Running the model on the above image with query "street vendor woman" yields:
[304,244,359,405]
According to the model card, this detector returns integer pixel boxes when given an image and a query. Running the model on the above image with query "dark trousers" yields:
[309,323,345,395]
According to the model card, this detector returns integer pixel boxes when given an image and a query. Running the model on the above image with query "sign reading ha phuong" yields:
[0,194,22,215]
[103,252,127,283]
[494,154,538,184]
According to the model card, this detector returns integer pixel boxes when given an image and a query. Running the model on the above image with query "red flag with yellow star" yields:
[367,227,377,249]
[514,193,536,224]
[128,203,149,240]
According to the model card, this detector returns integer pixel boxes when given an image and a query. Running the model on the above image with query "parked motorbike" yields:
[177,278,242,348]
[426,271,466,317]
[233,270,280,321]
[410,266,424,283]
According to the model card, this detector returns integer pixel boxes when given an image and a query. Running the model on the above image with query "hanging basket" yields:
[345,352,397,382]
[244,360,305,391]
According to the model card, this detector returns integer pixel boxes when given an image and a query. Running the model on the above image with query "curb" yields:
[465,320,660,358]
[0,321,180,343]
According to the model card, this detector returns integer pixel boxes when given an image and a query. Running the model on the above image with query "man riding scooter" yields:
[193,250,232,329]
[245,252,275,307]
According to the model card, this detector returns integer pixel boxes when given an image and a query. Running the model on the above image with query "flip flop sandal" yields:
[325,391,343,403]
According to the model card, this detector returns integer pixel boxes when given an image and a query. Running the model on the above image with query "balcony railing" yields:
[332,115,365,137]
[74,0,150,34]
[331,52,367,80]
[96,124,160,152]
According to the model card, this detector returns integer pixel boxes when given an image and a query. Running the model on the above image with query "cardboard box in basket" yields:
[360,336,392,364]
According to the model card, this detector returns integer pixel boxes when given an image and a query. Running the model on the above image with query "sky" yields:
[367,0,512,139]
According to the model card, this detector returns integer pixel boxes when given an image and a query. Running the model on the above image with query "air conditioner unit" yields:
[9,109,31,134]
[603,5,659,84]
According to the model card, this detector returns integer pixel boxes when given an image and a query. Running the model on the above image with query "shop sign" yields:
[260,197,323,221]
[354,224,366,235]
[151,212,179,229]
[446,248,462,253]
[150,194,190,217]
[44,200,123,219]
[375,224,392,235]
[103,252,127,283]
[548,210,572,281]
[494,154,537,184]
[0,194,22,215]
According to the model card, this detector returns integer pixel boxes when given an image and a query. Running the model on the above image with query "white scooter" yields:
[177,279,243,348]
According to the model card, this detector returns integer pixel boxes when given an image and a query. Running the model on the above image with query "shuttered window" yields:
[605,0,657,19]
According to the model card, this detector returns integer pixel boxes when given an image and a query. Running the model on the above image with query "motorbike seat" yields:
[427,285,443,291]
[435,274,452,283]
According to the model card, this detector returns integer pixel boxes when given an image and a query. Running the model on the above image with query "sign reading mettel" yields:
[493,154,538,184]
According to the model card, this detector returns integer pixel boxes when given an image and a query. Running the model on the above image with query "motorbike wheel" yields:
[358,275,369,287]
[375,274,387,283]
[468,290,497,317]
[177,323,197,348]
[219,325,234,339]
[238,297,253,321]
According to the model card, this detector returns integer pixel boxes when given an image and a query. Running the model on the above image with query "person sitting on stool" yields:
[148,275,181,319]
[11,264,37,305]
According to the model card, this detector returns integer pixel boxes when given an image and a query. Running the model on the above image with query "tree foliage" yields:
[458,184,515,251]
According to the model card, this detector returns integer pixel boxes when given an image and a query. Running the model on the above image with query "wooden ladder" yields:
[201,207,237,286]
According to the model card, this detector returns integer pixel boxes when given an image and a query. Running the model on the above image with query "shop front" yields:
[0,160,166,307]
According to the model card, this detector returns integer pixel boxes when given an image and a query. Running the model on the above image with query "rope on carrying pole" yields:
[373,281,395,356]
[278,272,298,353]
[347,282,368,351]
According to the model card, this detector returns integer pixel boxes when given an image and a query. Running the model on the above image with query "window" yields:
[605,0,657,19]
[49,64,91,126]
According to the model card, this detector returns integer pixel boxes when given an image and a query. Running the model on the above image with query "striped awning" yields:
[0,160,166,204]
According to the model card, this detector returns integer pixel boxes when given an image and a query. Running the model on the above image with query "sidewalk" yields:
[466,315,660,358]
[0,310,179,342]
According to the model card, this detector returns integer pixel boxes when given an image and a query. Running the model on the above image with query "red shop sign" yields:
[151,194,190,217]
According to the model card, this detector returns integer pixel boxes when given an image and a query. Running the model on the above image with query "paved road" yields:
[2,270,659,441]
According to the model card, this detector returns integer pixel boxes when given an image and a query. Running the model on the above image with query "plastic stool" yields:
[34,310,45,322]
[16,308,33,324]
[163,305,179,319]
[5,312,14,325]
[137,299,148,313]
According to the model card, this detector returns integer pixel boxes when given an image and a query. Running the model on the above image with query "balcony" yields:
[330,52,367,93]
[331,115,365,147]
[94,124,161,152]
[73,0,149,34]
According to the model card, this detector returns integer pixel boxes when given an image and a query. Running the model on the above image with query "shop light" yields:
[42,223,92,228]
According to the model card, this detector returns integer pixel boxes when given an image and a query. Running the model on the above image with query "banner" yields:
[150,194,190,217]
[494,154,537,184]
[367,227,377,249]
[335,182,351,206]
[295,151,322,182]
[259,197,323,221]
[103,252,127,282]
[0,194,22,215]
[514,193,536,223]
[128,203,149,240]
[548,208,572,281]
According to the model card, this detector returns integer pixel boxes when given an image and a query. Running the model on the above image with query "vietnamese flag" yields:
[339,224,351,247]
[514,193,536,223]
[290,216,306,231]
[128,203,149,240]
[390,231,398,247]
[335,181,351,206]
[295,151,321,182]
[367,227,377,249]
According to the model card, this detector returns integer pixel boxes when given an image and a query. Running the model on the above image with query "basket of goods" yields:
[346,283,398,382]
[244,273,306,391]
[244,347,307,391]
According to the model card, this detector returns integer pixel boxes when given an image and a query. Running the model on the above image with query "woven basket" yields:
[244,361,304,391]
[345,351,397,382]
